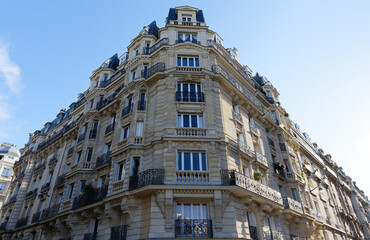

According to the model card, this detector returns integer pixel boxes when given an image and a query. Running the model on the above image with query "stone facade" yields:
[0,6,368,240]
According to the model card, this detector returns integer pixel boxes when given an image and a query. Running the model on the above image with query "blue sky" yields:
[0,1,369,195]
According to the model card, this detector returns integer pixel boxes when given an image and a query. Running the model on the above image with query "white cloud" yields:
[0,40,23,95]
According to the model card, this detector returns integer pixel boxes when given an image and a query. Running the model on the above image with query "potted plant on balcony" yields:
[274,161,286,170]
[253,171,263,181]
[300,170,306,180]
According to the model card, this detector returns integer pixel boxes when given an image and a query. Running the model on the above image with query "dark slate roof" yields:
[196,10,205,23]
[0,146,20,157]
[108,54,119,71]
[166,8,177,24]
[253,73,266,86]
[147,21,159,38]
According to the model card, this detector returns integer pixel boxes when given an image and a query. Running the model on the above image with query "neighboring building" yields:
[0,143,20,210]
[0,6,369,240]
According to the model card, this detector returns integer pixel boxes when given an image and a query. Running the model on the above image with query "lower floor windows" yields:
[177,114,204,128]
[176,203,208,219]
[177,152,207,171]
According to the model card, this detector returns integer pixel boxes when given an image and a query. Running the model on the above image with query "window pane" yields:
[197,84,201,92]
[177,152,182,170]
[176,204,182,219]
[184,153,191,170]
[192,35,197,42]
[177,115,182,127]
[184,204,191,219]
[201,153,207,171]
[189,58,194,67]
[191,115,198,128]
[185,34,190,41]
[182,84,188,92]
[190,84,196,93]
[183,115,190,127]
[199,116,204,128]
[193,153,200,171]
[202,205,207,219]
[195,58,199,67]
[178,34,183,42]
[193,204,200,219]
[182,58,187,66]
[177,57,181,66]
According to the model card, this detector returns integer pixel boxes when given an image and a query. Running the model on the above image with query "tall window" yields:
[177,151,207,171]
[177,56,200,67]
[85,148,93,162]
[178,33,197,42]
[130,69,137,81]
[177,114,204,128]
[46,172,53,183]
[136,122,143,136]
[120,125,130,141]
[88,100,94,110]
[77,180,86,196]
[176,83,203,102]
[104,143,111,154]
[176,203,207,219]
[0,182,5,191]
[66,183,74,200]
[115,162,125,181]
[2,168,10,176]
[74,152,82,164]
[291,188,299,201]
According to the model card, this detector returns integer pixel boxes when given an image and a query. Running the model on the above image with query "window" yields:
[242,166,250,178]
[77,180,86,196]
[2,168,10,176]
[177,151,207,171]
[46,172,53,183]
[88,100,94,110]
[66,183,74,200]
[0,182,5,191]
[56,193,63,204]
[176,83,203,102]
[104,143,111,154]
[74,152,82,164]
[136,122,143,136]
[64,164,70,174]
[94,78,99,88]
[291,188,299,201]
[35,177,41,189]
[90,121,98,139]
[176,203,207,219]
[97,175,106,188]
[177,114,204,128]
[177,56,199,67]
[120,125,130,141]
[247,212,257,227]
[85,148,93,162]
[115,162,125,181]
[182,16,192,22]
[130,69,137,81]
[178,33,197,43]
[279,185,286,198]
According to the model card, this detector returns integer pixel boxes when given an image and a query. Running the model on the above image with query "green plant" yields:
[254,171,263,181]
[300,170,306,180]
[308,182,312,187]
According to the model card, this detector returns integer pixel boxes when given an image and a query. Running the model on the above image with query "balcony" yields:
[105,123,115,135]
[111,225,128,240]
[129,168,165,191]
[73,185,108,210]
[0,222,7,231]
[15,216,28,228]
[134,137,144,145]
[25,189,38,198]
[89,129,97,139]
[69,161,93,173]
[95,152,111,169]
[221,170,283,205]
[176,66,202,72]
[286,172,303,183]
[112,179,125,193]
[145,38,168,55]
[49,156,58,165]
[141,62,166,79]
[67,146,75,156]
[176,91,204,103]
[273,163,286,179]
[40,203,60,221]
[176,171,209,184]
[238,141,255,159]
[34,162,46,173]
[83,233,97,240]
[31,211,41,223]
[121,104,133,118]
[41,182,51,192]
[175,219,213,238]
[54,174,66,188]
[176,39,200,44]
[255,152,268,168]
[176,128,206,137]
[77,132,86,143]
[283,197,304,214]
[249,226,258,240]
[232,110,243,123]
[137,100,146,111]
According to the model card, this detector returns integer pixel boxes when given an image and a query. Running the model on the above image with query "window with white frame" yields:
[2,168,10,176]
[115,162,125,181]
[176,203,207,219]
[120,125,130,141]
[136,122,143,136]
[177,114,204,128]
[177,151,207,171]
[181,16,192,22]
[0,182,5,191]
[178,33,197,42]
[177,56,200,67]
[177,83,201,94]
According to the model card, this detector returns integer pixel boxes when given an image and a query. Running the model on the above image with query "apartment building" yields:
[0,6,368,240]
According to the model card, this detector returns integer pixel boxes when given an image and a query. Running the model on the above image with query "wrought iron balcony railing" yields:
[273,164,286,179]
[77,132,86,143]
[249,225,259,240]
[41,182,51,192]
[105,123,115,135]
[137,100,146,111]
[95,152,111,169]
[55,174,66,187]
[221,170,283,205]
[129,169,165,190]
[73,185,108,210]
[175,91,205,103]
[32,211,41,223]
[111,225,128,240]
[175,219,213,238]
[141,62,166,79]
[83,233,97,240]
[146,38,168,55]
[40,203,60,221]
[15,216,29,228]
[34,162,46,172]
[25,189,38,198]
[283,197,304,214]
[121,104,133,118]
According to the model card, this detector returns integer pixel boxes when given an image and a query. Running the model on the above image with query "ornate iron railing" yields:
[105,123,115,135]
[95,152,111,169]
[175,91,205,103]
[41,182,51,192]
[129,169,165,190]
[40,203,60,221]
[83,233,97,240]
[121,104,133,118]
[141,62,166,79]
[77,132,86,143]
[221,170,283,205]
[147,38,168,55]
[249,225,259,240]
[15,216,28,228]
[283,197,304,214]
[73,185,108,210]
[54,174,66,187]
[25,189,38,198]
[175,219,213,238]
[32,211,41,223]
[137,100,146,111]
[111,225,128,240]
[37,130,64,151]
[274,165,286,179]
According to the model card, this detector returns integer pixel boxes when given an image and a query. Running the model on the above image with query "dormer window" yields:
[182,16,191,22]
[178,33,197,43]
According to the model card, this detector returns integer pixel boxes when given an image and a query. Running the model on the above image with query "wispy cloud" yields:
[0,40,23,95]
